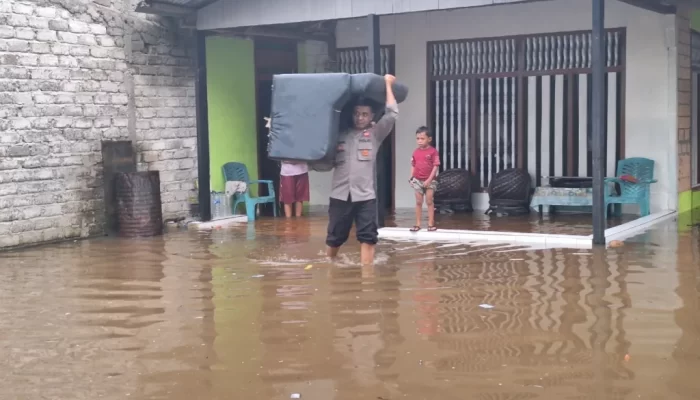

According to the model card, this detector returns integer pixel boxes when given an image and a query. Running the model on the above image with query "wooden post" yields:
[591,0,606,244]
[195,32,212,221]
[367,14,386,227]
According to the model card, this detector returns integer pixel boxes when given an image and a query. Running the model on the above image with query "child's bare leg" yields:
[414,191,424,227]
[294,202,303,217]
[283,203,293,218]
[426,189,435,227]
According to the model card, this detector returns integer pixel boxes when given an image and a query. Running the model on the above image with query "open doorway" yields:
[254,38,299,217]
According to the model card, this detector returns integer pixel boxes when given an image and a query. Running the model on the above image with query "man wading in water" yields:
[326,74,398,265]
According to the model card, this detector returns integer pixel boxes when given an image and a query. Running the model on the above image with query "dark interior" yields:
[254,38,298,216]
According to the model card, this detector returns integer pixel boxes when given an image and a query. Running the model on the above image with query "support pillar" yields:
[591,0,606,244]
[367,14,386,228]
[195,32,212,221]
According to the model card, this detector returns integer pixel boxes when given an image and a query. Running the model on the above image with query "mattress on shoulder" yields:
[268,73,352,162]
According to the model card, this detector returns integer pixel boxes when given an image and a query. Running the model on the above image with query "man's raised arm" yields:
[373,74,399,143]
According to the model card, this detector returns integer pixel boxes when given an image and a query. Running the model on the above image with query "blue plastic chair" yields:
[222,162,278,221]
[604,157,657,218]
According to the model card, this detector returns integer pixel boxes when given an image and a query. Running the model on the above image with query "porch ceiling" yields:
[194,0,700,31]
[135,0,700,21]
[210,21,337,42]
[195,0,541,31]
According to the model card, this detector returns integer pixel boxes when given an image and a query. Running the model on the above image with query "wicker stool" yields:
[486,168,532,215]
[434,169,473,214]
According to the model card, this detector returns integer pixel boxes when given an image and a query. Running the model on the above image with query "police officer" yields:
[326,74,398,265]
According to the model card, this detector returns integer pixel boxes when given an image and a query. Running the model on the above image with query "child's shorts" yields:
[410,177,437,194]
[280,173,310,204]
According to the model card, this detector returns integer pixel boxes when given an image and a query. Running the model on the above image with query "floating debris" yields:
[305,264,313,270]
[290,394,301,399]
[252,275,264,278]
[479,304,495,309]
[609,240,625,248]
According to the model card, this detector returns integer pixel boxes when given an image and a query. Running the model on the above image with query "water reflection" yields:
[0,219,699,399]
[669,228,700,398]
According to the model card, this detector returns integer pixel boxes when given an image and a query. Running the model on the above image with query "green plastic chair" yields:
[222,162,278,221]
[604,157,656,218]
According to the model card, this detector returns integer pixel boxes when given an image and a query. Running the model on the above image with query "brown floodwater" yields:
[1,214,699,400]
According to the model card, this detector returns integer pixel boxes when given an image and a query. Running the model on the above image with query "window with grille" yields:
[429,29,625,189]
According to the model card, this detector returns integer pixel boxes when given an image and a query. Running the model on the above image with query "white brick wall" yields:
[0,0,197,249]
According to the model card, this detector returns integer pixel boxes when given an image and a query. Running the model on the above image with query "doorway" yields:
[254,38,299,216]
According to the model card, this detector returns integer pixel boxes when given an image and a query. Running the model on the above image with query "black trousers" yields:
[326,196,378,247]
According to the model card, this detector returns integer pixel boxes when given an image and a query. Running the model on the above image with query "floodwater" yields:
[1,214,700,400]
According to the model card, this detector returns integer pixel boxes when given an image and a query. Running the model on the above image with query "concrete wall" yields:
[677,7,700,229]
[678,6,694,226]
[309,0,677,212]
[0,0,197,249]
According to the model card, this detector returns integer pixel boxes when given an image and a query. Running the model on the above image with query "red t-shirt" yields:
[411,146,440,180]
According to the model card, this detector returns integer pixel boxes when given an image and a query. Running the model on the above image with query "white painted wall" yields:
[308,0,677,213]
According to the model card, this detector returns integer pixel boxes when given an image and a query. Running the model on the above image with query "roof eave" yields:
[135,0,217,17]
[620,0,700,14]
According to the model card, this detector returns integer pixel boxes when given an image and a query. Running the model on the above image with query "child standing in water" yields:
[409,126,440,232]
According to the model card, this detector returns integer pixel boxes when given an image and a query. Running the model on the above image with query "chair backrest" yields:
[615,157,654,197]
[222,162,250,183]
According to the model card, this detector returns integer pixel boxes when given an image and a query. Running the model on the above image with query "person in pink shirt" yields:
[409,126,440,232]
[264,116,310,218]
[280,161,310,217]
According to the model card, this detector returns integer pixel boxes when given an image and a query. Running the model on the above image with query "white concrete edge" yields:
[188,215,248,230]
[378,227,592,249]
[604,210,677,243]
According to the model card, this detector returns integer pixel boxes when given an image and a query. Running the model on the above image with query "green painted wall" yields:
[692,11,700,31]
[678,190,700,230]
[682,14,700,229]
[297,42,307,73]
[206,36,258,194]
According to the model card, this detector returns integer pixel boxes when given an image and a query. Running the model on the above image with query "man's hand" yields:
[384,74,396,85]
[424,180,433,188]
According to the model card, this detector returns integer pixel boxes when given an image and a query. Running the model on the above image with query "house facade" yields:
[321,0,679,213]
[195,0,695,218]
[2,0,700,250]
